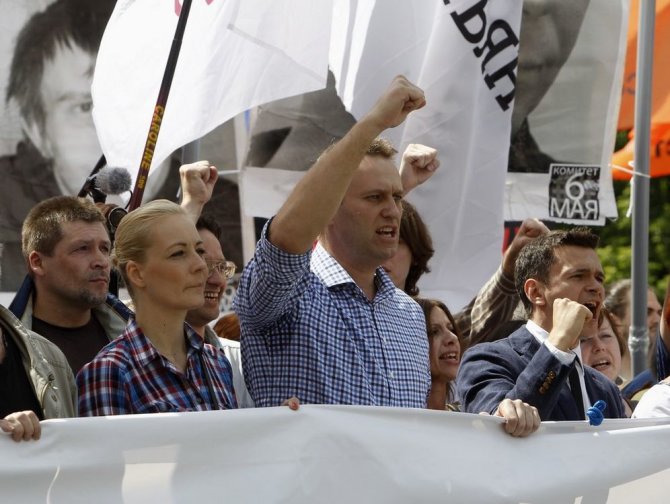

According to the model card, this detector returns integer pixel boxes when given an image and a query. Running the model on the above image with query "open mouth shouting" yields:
[582,301,599,319]
[591,358,611,372]
[376,226,397,239]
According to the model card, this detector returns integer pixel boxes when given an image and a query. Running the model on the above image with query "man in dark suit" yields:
[457,227,626,420]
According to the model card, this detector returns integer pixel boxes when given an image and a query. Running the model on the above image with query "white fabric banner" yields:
[92,0,332,179]
[326,0,523,308]
[2,406,670,503]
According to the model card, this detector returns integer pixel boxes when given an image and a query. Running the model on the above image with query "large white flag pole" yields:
[630,0,656,376]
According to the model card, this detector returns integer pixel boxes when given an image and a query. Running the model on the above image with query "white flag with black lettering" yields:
[330,0,523,308]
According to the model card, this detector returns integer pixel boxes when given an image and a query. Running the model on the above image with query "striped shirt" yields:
[77,319,237,416]
[234,225,430,408]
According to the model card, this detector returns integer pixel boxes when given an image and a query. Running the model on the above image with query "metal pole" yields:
[181,140,201,165]
[629,0,656,376]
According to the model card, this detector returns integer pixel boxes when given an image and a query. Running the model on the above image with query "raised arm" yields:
[459,300,591,419]
[179,160,218,223]
[270,76,426,254]
[399,143,439,194]
[469,219,549,345]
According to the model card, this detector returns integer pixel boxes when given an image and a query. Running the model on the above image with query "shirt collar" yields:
[311,242,354,287]
[311,242,397,301]
[127,318,205,368]
[526,320,584,364]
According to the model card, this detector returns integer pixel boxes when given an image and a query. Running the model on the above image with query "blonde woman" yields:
[77,200,237,415]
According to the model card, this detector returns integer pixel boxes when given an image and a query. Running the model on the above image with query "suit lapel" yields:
[509,326,583,421]
[508,326,539,359]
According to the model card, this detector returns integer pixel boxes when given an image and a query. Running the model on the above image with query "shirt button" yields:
[197,397,203,404]
[389,371,394,379]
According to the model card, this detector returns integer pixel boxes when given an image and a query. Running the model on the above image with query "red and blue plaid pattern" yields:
[77,319,237,415]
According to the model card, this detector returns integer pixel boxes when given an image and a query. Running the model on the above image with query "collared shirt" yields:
[234,226,430,408]
[77,319,237,416]
[526,320,591,412]
[203,326,255,408]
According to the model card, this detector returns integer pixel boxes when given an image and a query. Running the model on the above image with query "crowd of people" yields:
[3,73,670,448]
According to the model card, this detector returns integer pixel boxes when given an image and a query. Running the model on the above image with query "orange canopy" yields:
[613,0,670,180]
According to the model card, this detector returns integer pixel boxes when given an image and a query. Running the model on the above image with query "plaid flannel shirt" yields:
[77,319,237,415]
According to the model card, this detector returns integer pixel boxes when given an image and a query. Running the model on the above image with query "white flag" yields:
[329,0,523,308]
[92,0,332,178]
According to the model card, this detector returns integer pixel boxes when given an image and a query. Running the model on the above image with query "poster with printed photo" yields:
[0,0,242,293]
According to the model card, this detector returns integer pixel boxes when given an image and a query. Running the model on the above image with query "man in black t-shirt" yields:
[0,304,76,442]
[10,196,127,376]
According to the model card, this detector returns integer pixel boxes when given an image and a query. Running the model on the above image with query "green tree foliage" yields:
[595,176,670,298]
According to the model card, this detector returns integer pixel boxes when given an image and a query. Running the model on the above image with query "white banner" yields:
[326,0,523,308]
[2,406,670,503]
[92,0,332,179]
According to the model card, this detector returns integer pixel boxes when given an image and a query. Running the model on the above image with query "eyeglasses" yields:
[205,259,236,279]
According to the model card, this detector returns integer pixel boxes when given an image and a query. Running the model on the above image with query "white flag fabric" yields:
[329,0,523,308]
[2,406,670,503]
[92,0,332,179]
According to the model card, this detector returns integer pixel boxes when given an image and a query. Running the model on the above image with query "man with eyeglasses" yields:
[185,215,254,407]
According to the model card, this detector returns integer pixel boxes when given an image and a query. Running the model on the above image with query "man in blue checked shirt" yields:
[235,76,428,409]
[234,77,540,437]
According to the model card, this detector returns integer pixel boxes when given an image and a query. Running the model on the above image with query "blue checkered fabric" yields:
[234,224,430,407]
[77,319,237,415]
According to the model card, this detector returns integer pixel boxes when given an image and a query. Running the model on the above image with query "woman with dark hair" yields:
[415,298,462,410]
[382,199,434,296]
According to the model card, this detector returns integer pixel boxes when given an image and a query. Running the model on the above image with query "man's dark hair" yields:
[400,200,433,297]
[6,0,114,134]
[196,214,222,241]
[514,227,599,315]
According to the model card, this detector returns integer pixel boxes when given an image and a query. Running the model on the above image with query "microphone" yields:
[88,168,132,236]
[77,156,133,238]
[94,167,132,196]
[79,166,132,203]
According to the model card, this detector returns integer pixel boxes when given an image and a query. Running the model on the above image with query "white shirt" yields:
[632,382,670,418]
[526,320,591,414]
